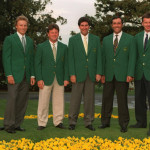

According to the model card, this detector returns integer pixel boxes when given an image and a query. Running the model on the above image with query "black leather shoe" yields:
[0,127,4,131]
[98,124,110,129]
[56,123,65,129]
[68,124,75,130]
[5,129,16,134]
[86,125,95,131]
[15,127,26,131]
[120,127,127,133]
[129,124,146,128]
[37,126,46,130]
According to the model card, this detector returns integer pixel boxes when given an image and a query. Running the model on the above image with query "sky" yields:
[45,0,96,44]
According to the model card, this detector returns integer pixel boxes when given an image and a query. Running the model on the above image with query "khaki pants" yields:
[37,77,64,127]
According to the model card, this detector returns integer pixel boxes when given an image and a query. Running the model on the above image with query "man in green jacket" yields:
[99,16,136,133]
[35,24,69,130]
[68,17,102,131]
[1,15,35,133]
[130,12,150,130]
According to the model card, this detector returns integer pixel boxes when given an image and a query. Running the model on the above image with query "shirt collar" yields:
[17,32,25,39]
[80,33,89,39]
[144,31,150,37]
[49,40,58,47]
[113,31,122,37]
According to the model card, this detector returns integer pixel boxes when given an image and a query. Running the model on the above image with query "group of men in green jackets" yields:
[0,12,150,134]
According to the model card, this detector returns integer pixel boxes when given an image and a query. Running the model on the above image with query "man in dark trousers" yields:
[68,17,102,131]
[99,16,136,133]
[1,15,35,133]
[130,12,150,130]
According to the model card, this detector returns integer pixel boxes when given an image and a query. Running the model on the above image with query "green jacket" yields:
[2,32,34,83]
[134,31,150,81]
[34,40,69,86]
[68,33,102,82]
[102,32,136,82]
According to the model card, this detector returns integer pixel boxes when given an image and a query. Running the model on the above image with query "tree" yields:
[0,0,67,48]
[86,0,150,40]
[0,0,67,90]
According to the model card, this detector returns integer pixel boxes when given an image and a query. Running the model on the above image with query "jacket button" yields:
[143,54,145,56]
[143,63,145,66]
[114,59,116,62]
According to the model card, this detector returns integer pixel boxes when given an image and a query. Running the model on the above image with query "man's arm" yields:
[127,37,137,81]
[34,44,43,83]
[2,36,13,77]
[68,38,76,83]
[96,36,102,82]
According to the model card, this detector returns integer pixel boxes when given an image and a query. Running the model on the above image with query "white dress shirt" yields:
[113,31,123,44]
[143,31,150,45]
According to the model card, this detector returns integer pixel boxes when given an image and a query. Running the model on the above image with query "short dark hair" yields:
[78,17,90,26]
[111,16,123,24]
[47,23,59,33]
[142,12,150,22]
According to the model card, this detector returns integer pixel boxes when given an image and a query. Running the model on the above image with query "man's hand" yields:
[126,76,134,82]
[30,77,36,86]
[70,75,76,83]
[64,80,69,86]
[96,74,101,82]
[37,80,44,89]
[7,76,15,84]
[101,76,105,84]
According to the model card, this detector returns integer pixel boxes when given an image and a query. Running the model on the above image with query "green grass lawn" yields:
[0,99,149,142]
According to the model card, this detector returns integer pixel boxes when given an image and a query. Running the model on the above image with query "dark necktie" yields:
[144,34,148,50]
[114,35,118,55]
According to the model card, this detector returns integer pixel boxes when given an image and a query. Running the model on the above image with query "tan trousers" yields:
[37,77,64,127]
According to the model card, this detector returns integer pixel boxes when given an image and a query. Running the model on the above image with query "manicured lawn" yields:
[0,99,149,142]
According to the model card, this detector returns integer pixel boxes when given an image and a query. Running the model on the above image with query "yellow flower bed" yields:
[0,113,118,120]
[0,136,150,150]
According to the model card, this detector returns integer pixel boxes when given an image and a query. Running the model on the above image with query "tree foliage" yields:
[86,0,150,40]
[0,0,67,48]
[0,0,67,90]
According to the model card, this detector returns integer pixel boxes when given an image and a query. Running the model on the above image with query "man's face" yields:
[142,18,150,32]
[16,20,28,35]
[111,18,123,34]
[47,28,59,43]
[79,21,90,36]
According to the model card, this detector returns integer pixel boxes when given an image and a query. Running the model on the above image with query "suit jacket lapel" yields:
[76,34,87,56]
[138,31,144,51]
[56,41,61,63]
[25,35,29,55]
[109,34,114,57]
[46,40,55,62]
[145,39,150,51]
[115,32,126,56]
[13,33,24,53]
[88,33,93,55]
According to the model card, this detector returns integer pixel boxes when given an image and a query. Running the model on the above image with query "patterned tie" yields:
[22,36,26,52]
[52,43,56,61]
[113,35,118,55]
[83,36,88,55]
[144,34,148,50]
